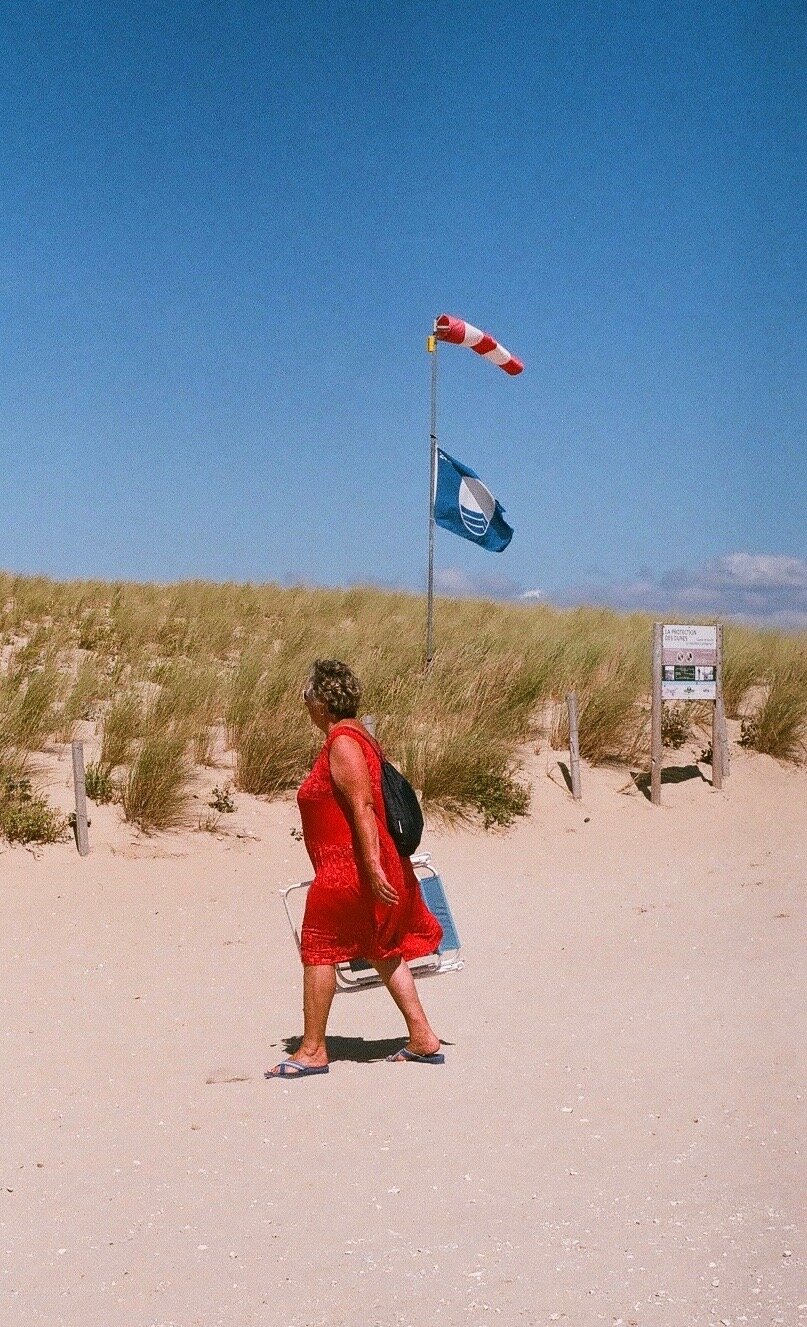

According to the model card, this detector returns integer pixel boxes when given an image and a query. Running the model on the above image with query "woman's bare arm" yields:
[329,734,399,905]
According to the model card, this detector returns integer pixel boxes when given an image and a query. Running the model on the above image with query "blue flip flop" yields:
[266,1060,330,1079]
[385,1047,445,1065]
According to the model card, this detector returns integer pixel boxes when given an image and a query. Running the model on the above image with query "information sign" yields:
[650,621,727,806]
[661,624,717,700]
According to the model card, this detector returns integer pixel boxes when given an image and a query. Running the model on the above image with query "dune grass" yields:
[740,667,807,762]
[1,571,804,834]
[0,665,61,758]
[722,626,771,718]
[54,657,108,743]
[121,733,193,832]
[100,692,145,770]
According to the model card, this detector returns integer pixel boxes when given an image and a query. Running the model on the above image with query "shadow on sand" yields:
[632,764,709,801]
[278,1034,451,1064]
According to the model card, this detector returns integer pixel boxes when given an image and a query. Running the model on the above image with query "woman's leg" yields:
[267,963,336,1075]
[300,963,337,1060]
[374,956,441,1057]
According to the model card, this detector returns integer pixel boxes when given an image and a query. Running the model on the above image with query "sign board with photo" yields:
[661,624,717,700]
[650,622,727,806]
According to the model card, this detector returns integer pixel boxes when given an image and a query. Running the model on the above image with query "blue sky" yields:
[2,1,805,621]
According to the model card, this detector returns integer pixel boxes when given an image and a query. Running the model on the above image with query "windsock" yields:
[434,314,524,376]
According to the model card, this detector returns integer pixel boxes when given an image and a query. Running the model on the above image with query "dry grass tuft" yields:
[740,669,807,762]
[100,693,144,769]
[0,666,61,756]
[234,702,313,796]
[55,657,107,742]
[121,734,193,832]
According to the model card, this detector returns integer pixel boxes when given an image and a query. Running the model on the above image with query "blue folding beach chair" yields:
[281,852,464,993]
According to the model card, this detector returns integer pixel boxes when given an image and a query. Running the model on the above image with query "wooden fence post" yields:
[566,692,582,800]
[71,740,90,857]
[650,622,663,806]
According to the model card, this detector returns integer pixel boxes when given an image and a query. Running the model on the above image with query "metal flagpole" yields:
[426,327,438,667]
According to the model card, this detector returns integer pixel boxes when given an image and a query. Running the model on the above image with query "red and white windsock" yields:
[434,314,524,375]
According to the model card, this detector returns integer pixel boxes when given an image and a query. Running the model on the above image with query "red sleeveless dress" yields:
[297,723,443,967]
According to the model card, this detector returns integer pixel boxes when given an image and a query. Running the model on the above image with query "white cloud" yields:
[428,553,807,627]
[559,553,807,628]
[694,553,807,592]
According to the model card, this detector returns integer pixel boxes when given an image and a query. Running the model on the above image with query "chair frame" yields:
[280,852,464,994]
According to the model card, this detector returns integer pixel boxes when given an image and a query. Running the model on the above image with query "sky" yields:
[2,1,805,623]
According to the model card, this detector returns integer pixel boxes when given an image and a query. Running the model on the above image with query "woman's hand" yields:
[368,869,399,907]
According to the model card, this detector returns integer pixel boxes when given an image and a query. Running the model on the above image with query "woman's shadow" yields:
[278,1034,450,1063]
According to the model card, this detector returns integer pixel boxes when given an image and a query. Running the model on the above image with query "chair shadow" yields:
[278,1034,452,1064]
[632,764,708,802]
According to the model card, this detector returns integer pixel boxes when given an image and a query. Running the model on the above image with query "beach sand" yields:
[1,735,804,1326]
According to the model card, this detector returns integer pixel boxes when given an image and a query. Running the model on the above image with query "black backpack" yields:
[334,726,424,857]
[379,758,424,857]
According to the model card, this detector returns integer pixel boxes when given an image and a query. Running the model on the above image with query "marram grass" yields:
[1,573,805,836]
[740,668,807,762]
[121,733,192,833]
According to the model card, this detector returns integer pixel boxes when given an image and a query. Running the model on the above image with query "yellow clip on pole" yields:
[426,335,436,353]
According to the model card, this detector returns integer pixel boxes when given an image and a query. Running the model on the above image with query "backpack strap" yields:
[325,722,384,763]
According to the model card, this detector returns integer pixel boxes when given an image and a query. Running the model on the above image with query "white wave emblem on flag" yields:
[459,476,496,537]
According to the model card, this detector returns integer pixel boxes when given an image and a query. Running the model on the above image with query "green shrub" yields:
[209,783,236,813]
[84,761,117,804]
[470,769,531,830]
[661,704,690,749]
[0,773,68,845]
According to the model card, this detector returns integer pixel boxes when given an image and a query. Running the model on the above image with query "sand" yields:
[1,733,804,1327]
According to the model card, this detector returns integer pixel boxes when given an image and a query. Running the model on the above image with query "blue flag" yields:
[434,449,514,552]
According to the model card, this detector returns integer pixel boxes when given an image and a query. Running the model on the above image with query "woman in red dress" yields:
[267,659,444,1078]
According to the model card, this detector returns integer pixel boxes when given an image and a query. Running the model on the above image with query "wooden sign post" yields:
[651,622,725,806]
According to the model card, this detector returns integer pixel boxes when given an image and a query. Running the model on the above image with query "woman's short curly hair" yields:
[307,659,362,719]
